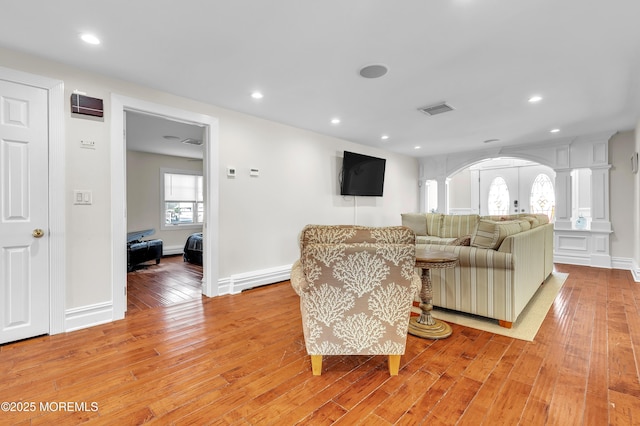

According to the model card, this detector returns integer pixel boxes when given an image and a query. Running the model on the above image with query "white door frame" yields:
[110,95,219,320]
[0,66,66,335]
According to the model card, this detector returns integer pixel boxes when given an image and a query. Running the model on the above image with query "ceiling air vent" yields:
[418,102,454,116]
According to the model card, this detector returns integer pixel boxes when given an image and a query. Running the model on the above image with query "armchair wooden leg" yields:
[311,355,322,376]
[388,354,401,376]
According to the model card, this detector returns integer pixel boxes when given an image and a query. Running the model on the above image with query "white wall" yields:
[0,47,419,321]
[609,131,635,260]
[126,151,203,252]
[217,112,419,276]
[448,169,471,211]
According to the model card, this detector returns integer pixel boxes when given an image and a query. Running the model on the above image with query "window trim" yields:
[487,176,510,216]
[160,167,204,231]
[530,173,555,221]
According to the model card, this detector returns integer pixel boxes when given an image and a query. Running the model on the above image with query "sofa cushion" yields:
[513,219,532,232]
[481,215,513,221]
[416,235,457,245]
[425,213,444,236]
[470,219,522,249]
[523,214,549,227]
[519,216,540,228]
[401,213,428,236]
[438,214,479,238]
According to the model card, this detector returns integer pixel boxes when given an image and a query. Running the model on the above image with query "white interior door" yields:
[0,79,50,344]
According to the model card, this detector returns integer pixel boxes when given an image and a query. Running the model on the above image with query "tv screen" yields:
[340,151,386,196]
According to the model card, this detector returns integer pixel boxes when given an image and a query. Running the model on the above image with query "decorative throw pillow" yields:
[449,235,471,246]
[470,220,522,249]
[437,214,479,238]
[401,213,428,236]
[425,213,443,236]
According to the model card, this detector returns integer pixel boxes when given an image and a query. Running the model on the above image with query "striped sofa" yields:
[401,213,553,328]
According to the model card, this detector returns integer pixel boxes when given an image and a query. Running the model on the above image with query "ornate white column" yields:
[436,175,448,213]
[553,135,613,268]
[589,165,612,267]
[554,169,573,230]
[589,165,611,232]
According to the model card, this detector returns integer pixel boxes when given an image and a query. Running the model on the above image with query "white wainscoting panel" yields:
[557,234,589,251]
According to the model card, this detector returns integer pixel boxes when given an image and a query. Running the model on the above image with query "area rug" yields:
[430,272,568,341]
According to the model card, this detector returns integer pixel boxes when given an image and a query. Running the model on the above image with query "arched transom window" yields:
[488,177,510,215]
[530,173,555,220]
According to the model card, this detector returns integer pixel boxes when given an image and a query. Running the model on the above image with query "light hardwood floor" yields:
[1,262,639,425]
[126,254,204,313]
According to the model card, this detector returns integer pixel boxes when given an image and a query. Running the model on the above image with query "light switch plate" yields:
[73,190,92,205]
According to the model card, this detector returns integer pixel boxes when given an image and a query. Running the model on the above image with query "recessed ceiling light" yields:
[251,91,263,100]
[550,128,560,133]
[483,138,500,144]
[414,146,421,150]
[381,135,389,141]
[359,64,388,79]
[528,95,543,103]
[80,33,101,45]
[331,118,341,125]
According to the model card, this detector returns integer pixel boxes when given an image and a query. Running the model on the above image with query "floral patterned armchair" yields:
[290,225,420,376]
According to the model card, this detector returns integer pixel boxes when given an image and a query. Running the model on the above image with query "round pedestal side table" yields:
[408,249,458,340]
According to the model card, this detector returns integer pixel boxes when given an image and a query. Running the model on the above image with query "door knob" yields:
[32,228,45,238]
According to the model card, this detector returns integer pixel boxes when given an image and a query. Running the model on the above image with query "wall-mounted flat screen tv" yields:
[340,151,386,196]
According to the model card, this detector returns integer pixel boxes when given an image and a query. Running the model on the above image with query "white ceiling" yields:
[126,112,204,159]
[2,0,640,158]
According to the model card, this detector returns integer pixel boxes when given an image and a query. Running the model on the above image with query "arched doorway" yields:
[447,157,556,220]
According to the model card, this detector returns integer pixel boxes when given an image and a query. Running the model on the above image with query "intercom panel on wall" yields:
[71,93,104,117]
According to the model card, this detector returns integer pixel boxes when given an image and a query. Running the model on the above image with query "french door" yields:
[478,164,552,216]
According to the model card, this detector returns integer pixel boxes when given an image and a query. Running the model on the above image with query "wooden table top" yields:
[415,248,459,264]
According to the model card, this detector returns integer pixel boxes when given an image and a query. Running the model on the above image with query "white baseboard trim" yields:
[554,254,593,267]
[556,254,640,282]
[65,302,114,332]
[219,264,292,295]
[611,256,635,271]
[216,277,233,295]
[612,257,640,282]
[163,245,184,256]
